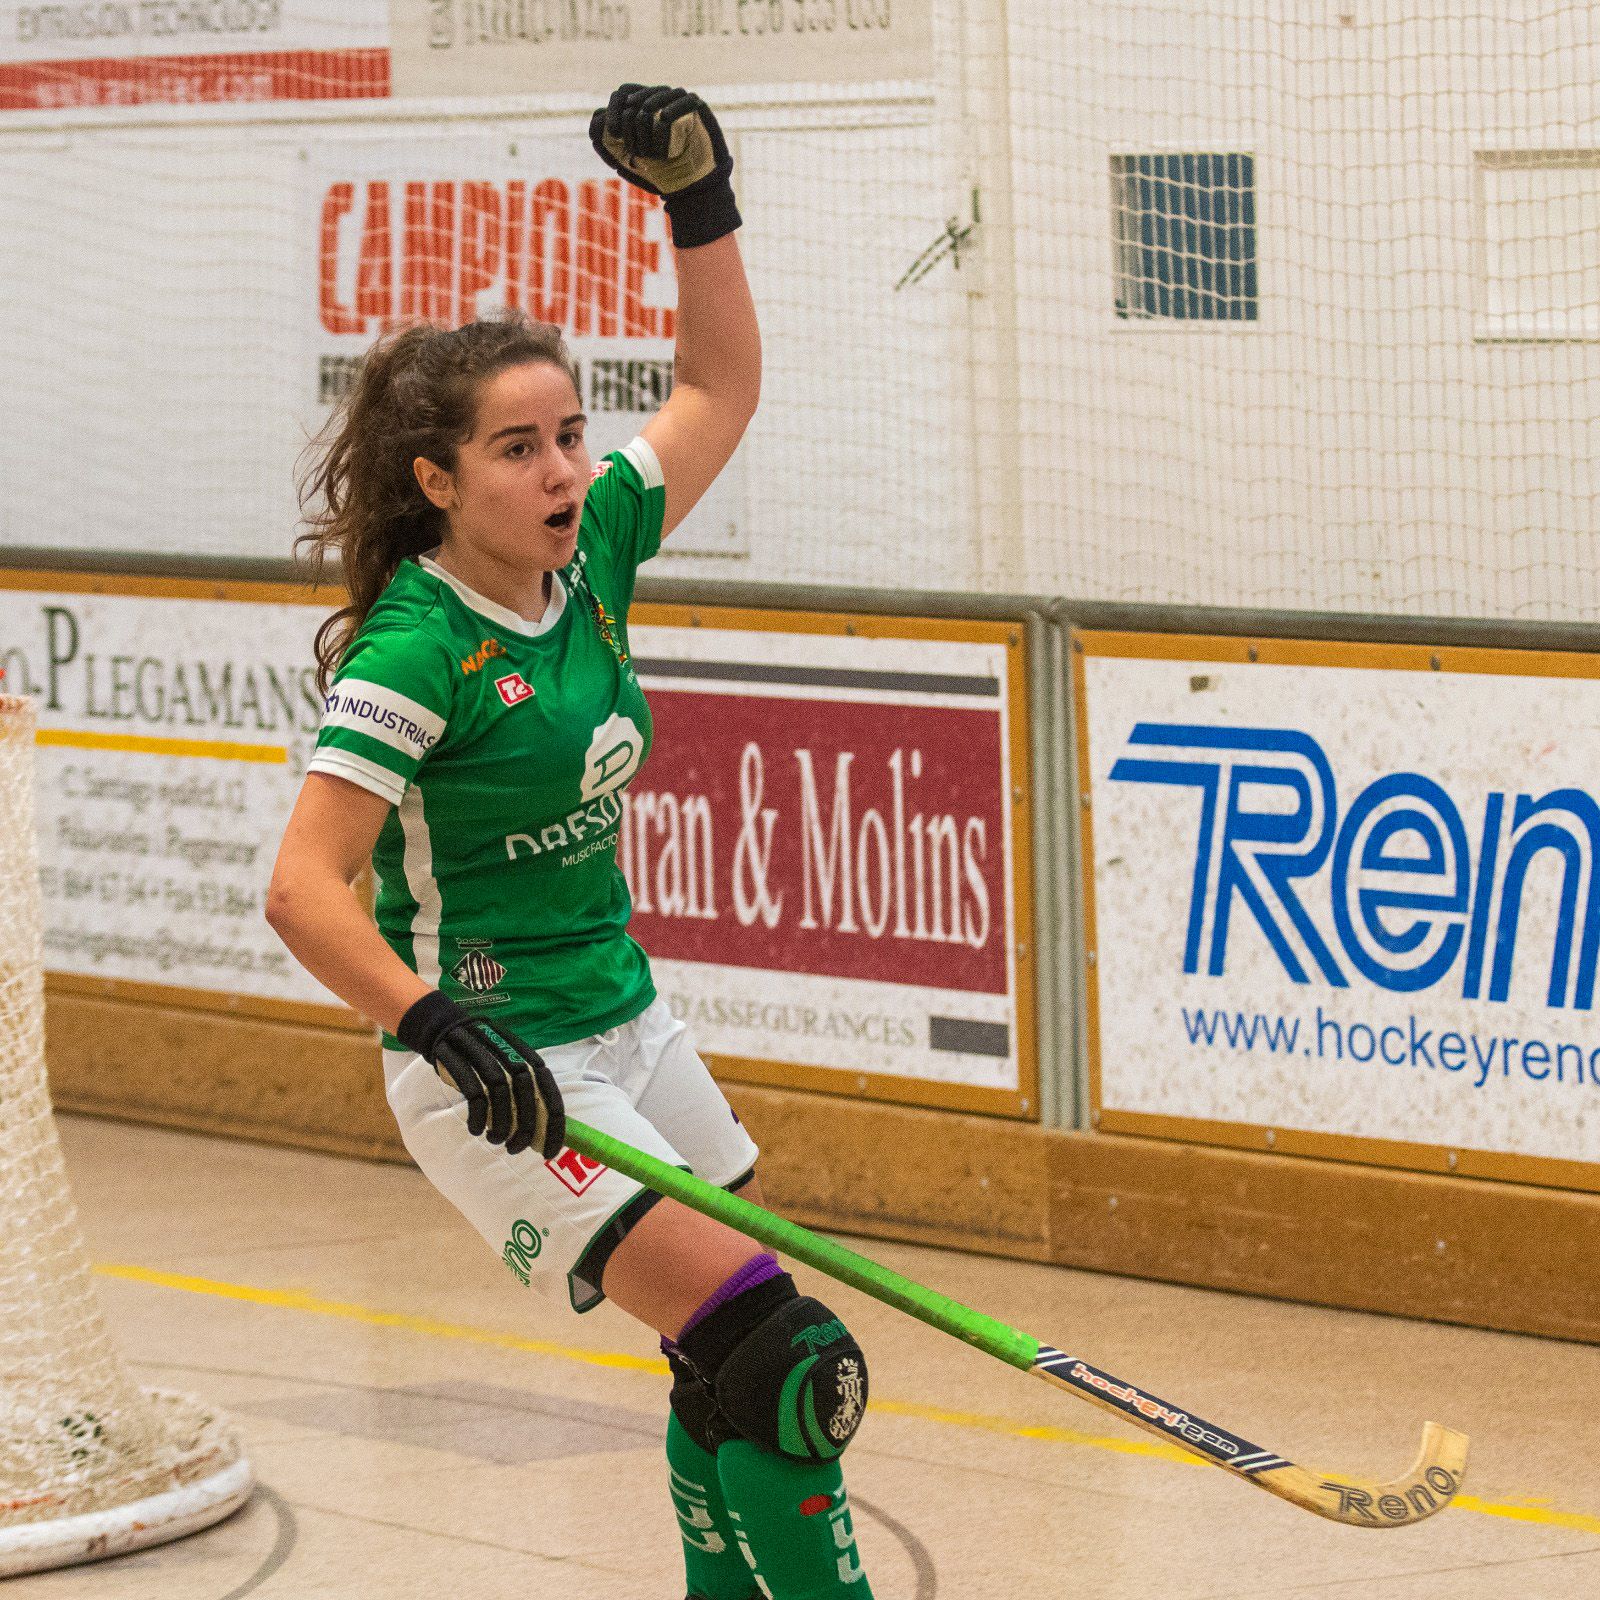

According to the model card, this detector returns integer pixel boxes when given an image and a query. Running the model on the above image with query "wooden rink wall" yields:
[45,978,1600,1347]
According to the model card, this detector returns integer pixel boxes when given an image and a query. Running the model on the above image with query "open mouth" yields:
[544,504,577,534]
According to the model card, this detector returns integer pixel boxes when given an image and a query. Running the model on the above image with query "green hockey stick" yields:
[564,1116,1468,1528]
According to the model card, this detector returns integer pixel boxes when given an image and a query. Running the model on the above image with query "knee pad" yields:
[678,1273,868,1463]
[663,1341,736,1457]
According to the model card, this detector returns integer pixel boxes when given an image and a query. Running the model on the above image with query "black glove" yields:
[589,83,741,250]
[396,991,566,1160]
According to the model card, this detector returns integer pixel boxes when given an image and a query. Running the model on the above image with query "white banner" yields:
[303,134,744,556]
[389,0,931,99]
[1080,637,1600,1175]
[0,581,338,1007]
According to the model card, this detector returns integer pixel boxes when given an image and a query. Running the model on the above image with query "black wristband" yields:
[663,170,741,250]
[395,989,465,1062]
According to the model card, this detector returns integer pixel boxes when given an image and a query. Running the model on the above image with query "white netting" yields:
[0,7,1595,615]
[0,696,252,1577]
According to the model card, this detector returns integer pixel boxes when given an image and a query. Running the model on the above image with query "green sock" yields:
[666,1414,759,1600]
[715,1440,873,1599]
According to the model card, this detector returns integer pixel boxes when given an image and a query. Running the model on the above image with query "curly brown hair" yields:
[297,313,579,693]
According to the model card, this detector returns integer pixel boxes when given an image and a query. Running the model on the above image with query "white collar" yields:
[418,554,568,638]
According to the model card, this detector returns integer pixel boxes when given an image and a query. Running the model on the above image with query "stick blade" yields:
[1262,1421,1469,1528]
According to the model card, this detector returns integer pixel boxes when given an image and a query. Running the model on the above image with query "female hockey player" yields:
[266,85,873,1599]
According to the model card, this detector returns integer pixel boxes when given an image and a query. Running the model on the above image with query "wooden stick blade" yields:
[1262,1421,1470,1528]
[1031,1348,1468,1527]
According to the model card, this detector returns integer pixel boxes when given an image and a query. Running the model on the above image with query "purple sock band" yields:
[678,1252,782,1341]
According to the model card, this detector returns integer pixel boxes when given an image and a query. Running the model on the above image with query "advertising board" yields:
[1076,630,1600,1191]
[0,571,342,1017]
[388,0,932,101]
[0,574,1036,1116]
[629,604,1037,1115]
[0,2,389,111]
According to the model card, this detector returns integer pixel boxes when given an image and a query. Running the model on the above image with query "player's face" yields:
[450,360,591,572]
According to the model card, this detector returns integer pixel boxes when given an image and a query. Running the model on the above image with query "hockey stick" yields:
[564,1116,1468,1528]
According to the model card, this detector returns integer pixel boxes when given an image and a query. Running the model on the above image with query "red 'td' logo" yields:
[495,672,535,706]
[546,1148,606,1195]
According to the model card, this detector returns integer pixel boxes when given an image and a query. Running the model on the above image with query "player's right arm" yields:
[268,625,452,1031]
[266,773,565,1159]
[265,772,427,1032]
[267,628,565,1158]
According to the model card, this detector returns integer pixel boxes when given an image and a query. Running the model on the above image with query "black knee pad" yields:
[678,1273,868,1463]
[664,1342,736,1456]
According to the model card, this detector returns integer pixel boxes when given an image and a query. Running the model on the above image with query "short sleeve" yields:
[307,629,453,805]
[580,438,667,613]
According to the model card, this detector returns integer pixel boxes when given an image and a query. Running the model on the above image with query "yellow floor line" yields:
[95,1261,1600,1538]
[94,1264,666,1374]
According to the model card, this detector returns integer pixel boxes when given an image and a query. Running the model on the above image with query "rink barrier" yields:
[4,550,1598,1342]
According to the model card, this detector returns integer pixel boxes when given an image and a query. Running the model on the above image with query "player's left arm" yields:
[591,85,761,540]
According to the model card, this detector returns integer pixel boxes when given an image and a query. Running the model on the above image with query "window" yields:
[1476,150,1600,342]
[1112,152,1258,322]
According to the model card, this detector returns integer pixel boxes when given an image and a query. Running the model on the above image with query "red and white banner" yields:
[304,134,742,555]
[0,2,389,111]
[623,609,1036,1115]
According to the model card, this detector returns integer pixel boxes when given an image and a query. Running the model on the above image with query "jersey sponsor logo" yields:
[450,942,507,995]
[495,671,536,707]
[460,637,507,675]
[502,1218,545,1286]
[580,712,644,801]
[546,1148,606,1195]
[504,791,624,862]
[321,684,440,756]
[500,713,642,865]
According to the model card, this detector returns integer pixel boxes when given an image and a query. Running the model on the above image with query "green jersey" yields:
[309,439,666,1049]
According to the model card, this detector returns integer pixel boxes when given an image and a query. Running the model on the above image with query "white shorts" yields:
[383,996,760,1314]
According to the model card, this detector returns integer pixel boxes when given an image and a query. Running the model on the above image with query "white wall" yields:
[1000,2,1600,618]
[1,3,1596,621]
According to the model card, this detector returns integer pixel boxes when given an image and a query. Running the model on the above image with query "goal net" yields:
[0,695,253,1577]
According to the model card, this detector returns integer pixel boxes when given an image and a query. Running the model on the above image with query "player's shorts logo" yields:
[580,712,644,801]
[502,1218,545,1286]
[546,1148,607,1195]
[495,672,535,707]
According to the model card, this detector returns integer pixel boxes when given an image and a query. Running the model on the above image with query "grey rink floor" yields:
[14,1114,1600,1599]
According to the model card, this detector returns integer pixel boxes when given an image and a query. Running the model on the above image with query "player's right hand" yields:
[395,991,566,1160]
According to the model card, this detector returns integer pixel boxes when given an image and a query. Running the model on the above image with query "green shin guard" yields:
[716,1440,873,1598]
[667,1414,758,1600]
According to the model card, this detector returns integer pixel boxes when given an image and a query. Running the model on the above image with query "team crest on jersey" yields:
[590,460,612,482]
[580,712,644,801]
[495,672,535,707]
[451,941,507,995]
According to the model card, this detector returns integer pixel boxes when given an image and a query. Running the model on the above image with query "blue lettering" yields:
[1487,791,1600,1009]
[1110,726,1344,986]
[1113,723,1599,1011]
[1470,1034,1497,1088]
[1330,773,1467,991]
